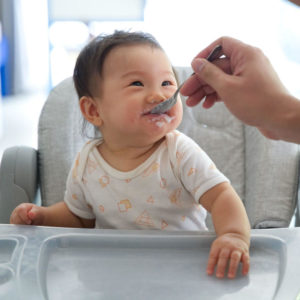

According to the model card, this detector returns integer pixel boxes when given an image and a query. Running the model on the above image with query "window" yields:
[48,0,300,97]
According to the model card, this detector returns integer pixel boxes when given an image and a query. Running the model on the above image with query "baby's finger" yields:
[18,210,32,225]
[19,213,32,225]
[27,206,44,225]
[10,208,31,225]
[9,212,22,224]
[216,248,230,278]
[227,250,242,279]
[241,252,250,275]
[206,248,220,276]
[20,204,34,224]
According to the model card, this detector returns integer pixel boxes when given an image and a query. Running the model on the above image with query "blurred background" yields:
[0,0,300,159]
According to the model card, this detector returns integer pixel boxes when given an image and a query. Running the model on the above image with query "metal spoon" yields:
[150,44,222,114]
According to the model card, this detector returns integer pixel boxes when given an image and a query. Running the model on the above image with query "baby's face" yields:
[95,44,183,147]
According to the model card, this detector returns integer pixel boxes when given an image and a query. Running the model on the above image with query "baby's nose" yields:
[146,93,167,104]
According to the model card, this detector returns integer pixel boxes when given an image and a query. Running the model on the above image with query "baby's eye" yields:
[162,81,172,86]
[131,81,143,86]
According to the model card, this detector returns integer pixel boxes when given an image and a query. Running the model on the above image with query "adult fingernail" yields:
[192,58,206,73]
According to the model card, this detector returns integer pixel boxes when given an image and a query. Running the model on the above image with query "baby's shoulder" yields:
[72,139,102,180]
[166,130,200,151]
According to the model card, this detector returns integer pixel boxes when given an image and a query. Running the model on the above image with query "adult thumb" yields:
[192,58,227,91]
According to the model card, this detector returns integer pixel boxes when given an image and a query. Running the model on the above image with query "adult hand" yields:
[181,37,300,142]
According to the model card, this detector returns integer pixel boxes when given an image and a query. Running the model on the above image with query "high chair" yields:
[0,66,299,228]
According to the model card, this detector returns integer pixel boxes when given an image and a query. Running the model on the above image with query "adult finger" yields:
[202,93,218,109]
[181,57,230,97]
[191,58,231,94]
[185,89,206,107]
[194,36,247,61]
[181,36,245,99]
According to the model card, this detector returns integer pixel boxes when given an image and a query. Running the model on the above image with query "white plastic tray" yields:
[0,225,299,300]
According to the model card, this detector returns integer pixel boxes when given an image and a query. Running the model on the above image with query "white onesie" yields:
[64,130,229,230]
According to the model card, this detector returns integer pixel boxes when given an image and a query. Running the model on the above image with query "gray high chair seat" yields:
[0,67,299,228]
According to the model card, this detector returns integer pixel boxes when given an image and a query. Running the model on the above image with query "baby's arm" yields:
[200,182,250,279]
[10,202,95,228]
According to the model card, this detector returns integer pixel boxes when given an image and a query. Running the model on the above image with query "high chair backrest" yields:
[38,67,300,229]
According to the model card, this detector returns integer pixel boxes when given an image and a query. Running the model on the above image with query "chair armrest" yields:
[0,146,38,223]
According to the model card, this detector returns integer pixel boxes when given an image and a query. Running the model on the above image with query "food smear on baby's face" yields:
[148,114,175,127]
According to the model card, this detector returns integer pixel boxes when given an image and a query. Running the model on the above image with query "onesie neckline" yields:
[91,138,167,180]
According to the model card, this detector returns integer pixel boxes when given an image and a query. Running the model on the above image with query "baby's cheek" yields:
[174,103,183,123]
[175,99,183,113]
[120,107,138,124]
[128,112,140,124]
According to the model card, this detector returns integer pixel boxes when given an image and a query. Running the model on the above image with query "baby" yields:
[10,31,250,279]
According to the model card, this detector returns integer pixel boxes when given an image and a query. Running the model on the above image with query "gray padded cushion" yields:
[38,78,88,206]
[244,126,299,228]
[38,68,299,229]
[0,146,38,223]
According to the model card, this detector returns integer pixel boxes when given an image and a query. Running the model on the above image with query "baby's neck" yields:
[97,138,165,172]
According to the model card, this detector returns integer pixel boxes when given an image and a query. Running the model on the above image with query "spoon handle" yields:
[207,44,223,62]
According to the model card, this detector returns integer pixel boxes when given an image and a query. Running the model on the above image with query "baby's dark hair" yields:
[73,30,163,99]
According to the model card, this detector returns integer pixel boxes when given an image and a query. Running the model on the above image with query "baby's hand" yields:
[206,233,250,279]
[10,203,45,225]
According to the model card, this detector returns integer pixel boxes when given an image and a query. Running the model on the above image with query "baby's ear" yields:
[79,96,102,127]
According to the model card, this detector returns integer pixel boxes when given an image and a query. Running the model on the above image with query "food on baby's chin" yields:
[155,114,175,127]
[148,114,175,127]
[163,115,175,123]
[155,121,164,128]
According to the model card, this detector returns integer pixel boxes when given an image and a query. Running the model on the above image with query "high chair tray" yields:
[0,225,299,300]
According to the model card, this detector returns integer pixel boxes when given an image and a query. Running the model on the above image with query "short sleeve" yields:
[170,132,229,203]
[64,154,95,220]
